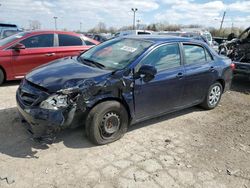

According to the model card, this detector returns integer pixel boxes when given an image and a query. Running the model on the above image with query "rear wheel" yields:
[0,69,4,85]
[201,82,223,110]
[85,101,128,145]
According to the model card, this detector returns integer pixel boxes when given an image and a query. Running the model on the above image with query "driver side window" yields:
[20,34,54,48]
[139,43,181,72]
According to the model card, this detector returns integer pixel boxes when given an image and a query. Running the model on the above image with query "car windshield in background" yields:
[79,38,153,70]
[0,32,27,46]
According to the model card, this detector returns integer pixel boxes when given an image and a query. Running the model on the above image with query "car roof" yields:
[21,30,81,36]
[123,35,199,44]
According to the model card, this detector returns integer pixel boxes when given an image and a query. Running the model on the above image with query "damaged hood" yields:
[26,57,112,92]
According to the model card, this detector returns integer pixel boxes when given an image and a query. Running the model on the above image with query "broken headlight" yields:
[40,95,68,110]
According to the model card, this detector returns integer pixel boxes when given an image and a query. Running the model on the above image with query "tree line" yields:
[87,22,246,38]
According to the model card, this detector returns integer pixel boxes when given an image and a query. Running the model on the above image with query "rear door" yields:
[11,33,58,77]
[56,34,89,58]
[181,43,216,106]
[134,43,185,120]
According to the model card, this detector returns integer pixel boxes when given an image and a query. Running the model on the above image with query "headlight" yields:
[40,95,68,110]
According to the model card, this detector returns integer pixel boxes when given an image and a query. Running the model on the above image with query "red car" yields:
[0,30,99,85]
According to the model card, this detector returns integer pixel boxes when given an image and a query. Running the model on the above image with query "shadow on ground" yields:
[231,75,250,94]
[0,106,201,159]
[0,80,20,87]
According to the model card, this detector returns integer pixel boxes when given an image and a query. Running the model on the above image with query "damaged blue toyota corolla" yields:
[16,36,233,145]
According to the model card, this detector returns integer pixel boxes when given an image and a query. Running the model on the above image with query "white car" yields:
[0,28,20,39]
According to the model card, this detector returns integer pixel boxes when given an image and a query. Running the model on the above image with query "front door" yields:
[134,43,185,120]
[11,34,58,78]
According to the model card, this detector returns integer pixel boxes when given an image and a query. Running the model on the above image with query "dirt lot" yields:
[0,76,249,188]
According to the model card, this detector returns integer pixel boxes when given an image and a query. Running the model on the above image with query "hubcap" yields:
[100,112,120,137]
[209,85,221,106]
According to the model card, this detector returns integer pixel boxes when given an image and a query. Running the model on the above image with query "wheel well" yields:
[89,97,132,121]
[216,79,225,92]
[0,66,6,81]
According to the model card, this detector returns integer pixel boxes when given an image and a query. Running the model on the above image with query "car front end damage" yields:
[219,27,250,77]
[16,73,133,143]
[16,79,80,142]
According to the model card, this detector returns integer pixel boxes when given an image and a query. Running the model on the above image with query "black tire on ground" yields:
[201,82,223,110]
[85,101,129,145]
[0,69,4,85]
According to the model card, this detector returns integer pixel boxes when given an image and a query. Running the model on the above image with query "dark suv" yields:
[16,36,233,145]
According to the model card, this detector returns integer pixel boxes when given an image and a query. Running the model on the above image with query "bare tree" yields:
[97,22,107,33]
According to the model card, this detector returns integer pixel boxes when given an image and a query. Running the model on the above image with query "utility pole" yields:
[80,22,82,32]
[220,11,226,31]
[131,8,138,30]
[53,16,58,30]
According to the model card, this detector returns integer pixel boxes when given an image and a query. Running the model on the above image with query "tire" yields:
[85,101,128,145]
[201,82,223,110]
[0,69,4,85]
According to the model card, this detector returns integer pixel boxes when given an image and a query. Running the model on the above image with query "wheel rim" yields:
[99,112,120,139]
[209,85,221,106]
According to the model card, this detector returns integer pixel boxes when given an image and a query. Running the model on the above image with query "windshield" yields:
[0,32,27,47]
[79,38,153,70]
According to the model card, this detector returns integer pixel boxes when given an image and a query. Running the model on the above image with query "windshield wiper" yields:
[81,58,106,69]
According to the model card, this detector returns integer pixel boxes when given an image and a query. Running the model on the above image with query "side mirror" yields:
[12,43,25,51]
[136,65,157,82]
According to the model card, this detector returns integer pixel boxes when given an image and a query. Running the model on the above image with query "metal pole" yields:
[80,22,82,32]
[53,16,58,30]
[131,8,138,30]
[220,11,226,31]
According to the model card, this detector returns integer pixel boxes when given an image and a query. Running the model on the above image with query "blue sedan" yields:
[16,36,233,145]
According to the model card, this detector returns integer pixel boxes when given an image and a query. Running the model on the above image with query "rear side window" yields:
[21,34,54,48]
[84,40,95,46]
[140,43,181,72]
[59,34,83,46]
[183,44,206,65]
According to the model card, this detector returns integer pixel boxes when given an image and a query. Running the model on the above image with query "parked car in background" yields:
[114,30,153,37]
[219,26,250,78]
[0,30,99,85]
[180,28,213,46]
[0,28,21,39]
[92,33,113,43]
[0,23,18,30]
[16,36,233,145]
[157,31,209,44]
[213,37,227,45]
[0,23,21,39]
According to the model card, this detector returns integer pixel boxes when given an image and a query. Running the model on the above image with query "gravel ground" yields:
[0,76,249,188]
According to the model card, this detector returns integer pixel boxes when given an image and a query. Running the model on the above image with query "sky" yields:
[0,0,250,31]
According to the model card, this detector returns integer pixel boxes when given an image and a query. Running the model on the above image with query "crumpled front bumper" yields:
[16,93,76,139]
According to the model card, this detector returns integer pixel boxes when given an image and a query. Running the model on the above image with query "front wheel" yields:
[85,101,128,145]
[201,82,223,110]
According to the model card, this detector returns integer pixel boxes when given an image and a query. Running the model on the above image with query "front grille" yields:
[17,79,48,107]
[18,88,38,106]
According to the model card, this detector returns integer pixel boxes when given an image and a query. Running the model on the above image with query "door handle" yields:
[45,53,55,57]
[176,72,184,79]
[209,66,215,72]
